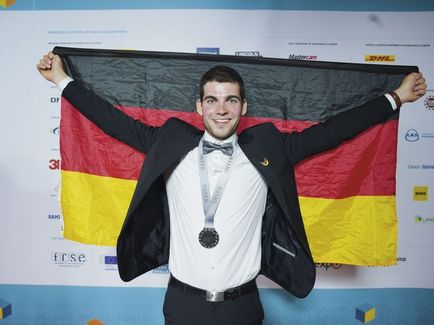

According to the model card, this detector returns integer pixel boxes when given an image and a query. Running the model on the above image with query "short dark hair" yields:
[199,65,245,102]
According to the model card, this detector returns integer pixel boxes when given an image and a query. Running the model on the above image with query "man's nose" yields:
[215,101,228,114]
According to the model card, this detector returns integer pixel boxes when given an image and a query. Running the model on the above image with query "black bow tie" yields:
[202,140,234,156]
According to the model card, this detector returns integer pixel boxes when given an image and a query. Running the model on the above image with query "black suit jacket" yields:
[63,81,395,298]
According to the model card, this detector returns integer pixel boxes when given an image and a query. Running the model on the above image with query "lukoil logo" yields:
[405,129,419,142]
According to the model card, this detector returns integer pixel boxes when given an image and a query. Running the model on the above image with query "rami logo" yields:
[0,0,16,8]
[405,129,419,142]
[365,55,395,62]
[425,96,434,110]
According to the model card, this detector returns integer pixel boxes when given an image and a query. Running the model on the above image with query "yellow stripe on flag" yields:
[300,195,397,266]
[61,171,137,246]
[60,170,397,265]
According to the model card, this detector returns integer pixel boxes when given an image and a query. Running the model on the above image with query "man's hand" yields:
[36,51,68,85]
[394,72,427,105]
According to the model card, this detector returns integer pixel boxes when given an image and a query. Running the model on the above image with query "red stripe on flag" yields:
[61,100,396,198]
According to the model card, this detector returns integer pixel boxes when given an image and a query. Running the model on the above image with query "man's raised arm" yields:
[36,51,159,153]
[282,71,427,165]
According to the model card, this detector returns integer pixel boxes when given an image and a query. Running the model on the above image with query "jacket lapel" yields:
[238,134,290,220]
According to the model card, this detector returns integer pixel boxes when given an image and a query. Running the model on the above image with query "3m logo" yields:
[365,55,395,62]
[0,0,16,8]
[413,186,428,201]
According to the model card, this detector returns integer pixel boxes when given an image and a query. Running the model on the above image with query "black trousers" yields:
[163,284,264,325]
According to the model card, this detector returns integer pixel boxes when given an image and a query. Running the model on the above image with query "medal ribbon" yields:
[198,138,236,229]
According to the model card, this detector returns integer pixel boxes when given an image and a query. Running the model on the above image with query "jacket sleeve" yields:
[280,95,396,165]
[62,80,159,153]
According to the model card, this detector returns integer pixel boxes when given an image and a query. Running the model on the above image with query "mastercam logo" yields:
[413,186,428,201]
[288,54,318,60]
[365,55,395,62]
[0,0,16,8]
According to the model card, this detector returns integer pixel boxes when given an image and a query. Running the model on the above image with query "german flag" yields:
[54,47,417,266]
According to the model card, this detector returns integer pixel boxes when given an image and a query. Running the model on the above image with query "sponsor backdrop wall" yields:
[1,1,433,324]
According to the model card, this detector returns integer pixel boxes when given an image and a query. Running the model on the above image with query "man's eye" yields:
[228,98,239,104]
[206,99,215,104]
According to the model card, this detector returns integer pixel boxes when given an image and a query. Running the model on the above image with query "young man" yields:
[37,52,426,325]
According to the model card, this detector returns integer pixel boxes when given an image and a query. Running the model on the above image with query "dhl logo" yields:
[365,55,396,62]
[0,0,16,8]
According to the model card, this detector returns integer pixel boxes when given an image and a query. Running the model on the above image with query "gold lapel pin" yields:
[260,158,269,166]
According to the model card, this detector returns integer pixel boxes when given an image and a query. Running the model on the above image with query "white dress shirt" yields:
[165,132,268,291]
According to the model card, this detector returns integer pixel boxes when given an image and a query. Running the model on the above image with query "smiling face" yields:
[196,81,247,140]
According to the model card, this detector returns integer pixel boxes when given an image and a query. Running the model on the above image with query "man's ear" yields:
[241,100,248,116]
[196,99,203,116]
